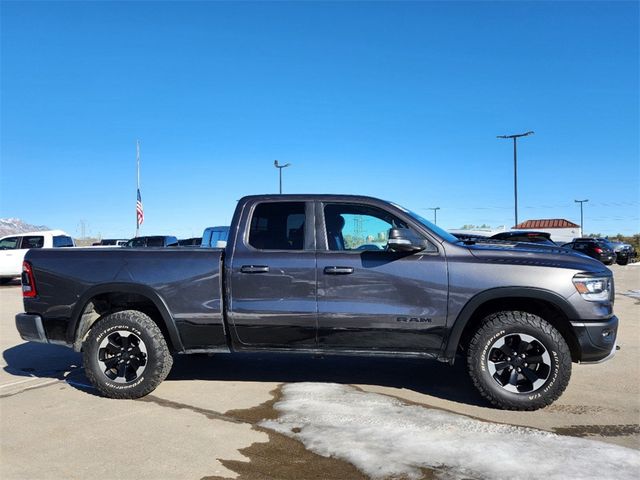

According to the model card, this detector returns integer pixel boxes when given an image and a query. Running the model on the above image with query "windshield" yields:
[391,203,460,243]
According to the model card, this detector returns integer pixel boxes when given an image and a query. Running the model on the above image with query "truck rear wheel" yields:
[467,311,571,410]
[83,310,173,399]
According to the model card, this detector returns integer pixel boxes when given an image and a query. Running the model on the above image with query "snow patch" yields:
[621,289,640,300]
[261,383,640,480]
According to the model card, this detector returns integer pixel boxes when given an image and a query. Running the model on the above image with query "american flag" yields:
[136,188,144,226]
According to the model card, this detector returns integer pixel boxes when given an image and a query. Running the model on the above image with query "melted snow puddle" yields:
[261,383,640,480]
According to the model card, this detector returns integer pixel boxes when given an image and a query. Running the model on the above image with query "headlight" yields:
[572,275,612,301]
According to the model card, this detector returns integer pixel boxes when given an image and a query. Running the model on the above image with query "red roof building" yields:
[513,219,580,229]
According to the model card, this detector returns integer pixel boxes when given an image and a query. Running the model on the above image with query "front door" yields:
[228,201,317,348]
[316,202,448,353]
[0,236,21,277]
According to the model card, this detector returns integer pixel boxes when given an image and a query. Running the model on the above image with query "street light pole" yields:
[426,207,441,225]
[497,131,534,227]
[575,199,589,237]
[274,160,291,194]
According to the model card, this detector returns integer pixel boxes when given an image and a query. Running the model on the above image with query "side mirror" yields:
[387,228,426,253]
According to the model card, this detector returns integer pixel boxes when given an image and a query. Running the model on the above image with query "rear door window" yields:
[249,202,306,250]
[21,236,45,248]
[0,237,19,249]
[53,236,74,247]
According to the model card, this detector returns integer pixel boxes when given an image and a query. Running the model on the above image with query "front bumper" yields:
[597,253,616,264]
[571,315,618,363]
[15,313,49,343]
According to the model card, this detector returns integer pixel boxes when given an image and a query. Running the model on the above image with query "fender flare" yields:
[441,287,579,361]
[68,282,185,352]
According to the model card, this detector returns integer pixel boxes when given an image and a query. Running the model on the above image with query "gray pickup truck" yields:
[16,194,618,410]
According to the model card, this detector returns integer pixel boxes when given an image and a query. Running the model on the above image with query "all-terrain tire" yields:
[83,310,173,399]
[467,311,571,411]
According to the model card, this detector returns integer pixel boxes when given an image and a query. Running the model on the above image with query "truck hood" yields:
[465,242,610,274]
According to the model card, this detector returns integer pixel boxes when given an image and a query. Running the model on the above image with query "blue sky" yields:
[1,0,638,238]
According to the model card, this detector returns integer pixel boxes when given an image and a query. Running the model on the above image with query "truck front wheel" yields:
[83,310,173,399]
[467,311,571,410]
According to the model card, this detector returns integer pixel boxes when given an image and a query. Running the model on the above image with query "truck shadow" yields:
[2,343,486,407]
[169,352,487,407]
[2,342,82,383]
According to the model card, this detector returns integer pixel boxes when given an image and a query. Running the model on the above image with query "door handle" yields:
[240,265,270,274]
[324,266,354,275]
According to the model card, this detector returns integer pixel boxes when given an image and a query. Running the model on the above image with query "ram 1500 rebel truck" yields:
[15,195,618,410]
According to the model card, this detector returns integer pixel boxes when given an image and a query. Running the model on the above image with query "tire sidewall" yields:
[84,312,167,398]
[470,313,568,409]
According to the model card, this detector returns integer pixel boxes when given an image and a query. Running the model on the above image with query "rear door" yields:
[316,201,448,353]
[227,201,317,348]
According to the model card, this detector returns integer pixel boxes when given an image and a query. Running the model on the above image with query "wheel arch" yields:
[442,287,581,363]
[69,283,184,353]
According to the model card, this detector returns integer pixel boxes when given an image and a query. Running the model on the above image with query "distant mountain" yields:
[0,218,50,237]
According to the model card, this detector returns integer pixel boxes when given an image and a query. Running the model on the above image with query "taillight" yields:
[594,247,603,254]
[22,261,37,298]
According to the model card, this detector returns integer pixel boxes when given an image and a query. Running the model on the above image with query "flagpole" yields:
[136,140,140,237]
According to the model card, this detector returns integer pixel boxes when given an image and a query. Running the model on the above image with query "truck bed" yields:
[23,247,226,351]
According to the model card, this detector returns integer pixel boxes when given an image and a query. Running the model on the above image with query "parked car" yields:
[490,231,556,246]
[450,232,488,243]
[92,239,128,247]
[178,237,202,246]
[124,236,179,248]
[562,238,616,265]
[101,239,128,246]
[16,194,618,411]
[594,239,635,266]
[0,230,74,284]
[201,226,230,248]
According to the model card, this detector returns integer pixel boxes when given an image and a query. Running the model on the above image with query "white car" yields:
[0,230,75,284]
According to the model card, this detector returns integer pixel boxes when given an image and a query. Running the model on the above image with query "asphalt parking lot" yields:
[1,264,638,479]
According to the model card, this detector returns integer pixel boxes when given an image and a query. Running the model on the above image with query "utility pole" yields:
[497,131,534,227]
[78,219,87,239]
[426,207,441,225]
[274,160,291,194]
[575,199,589,237]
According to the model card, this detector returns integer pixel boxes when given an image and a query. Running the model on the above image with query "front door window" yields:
[323,204,407,252]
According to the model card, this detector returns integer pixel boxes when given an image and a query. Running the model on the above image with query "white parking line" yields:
[0,376,41,389]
